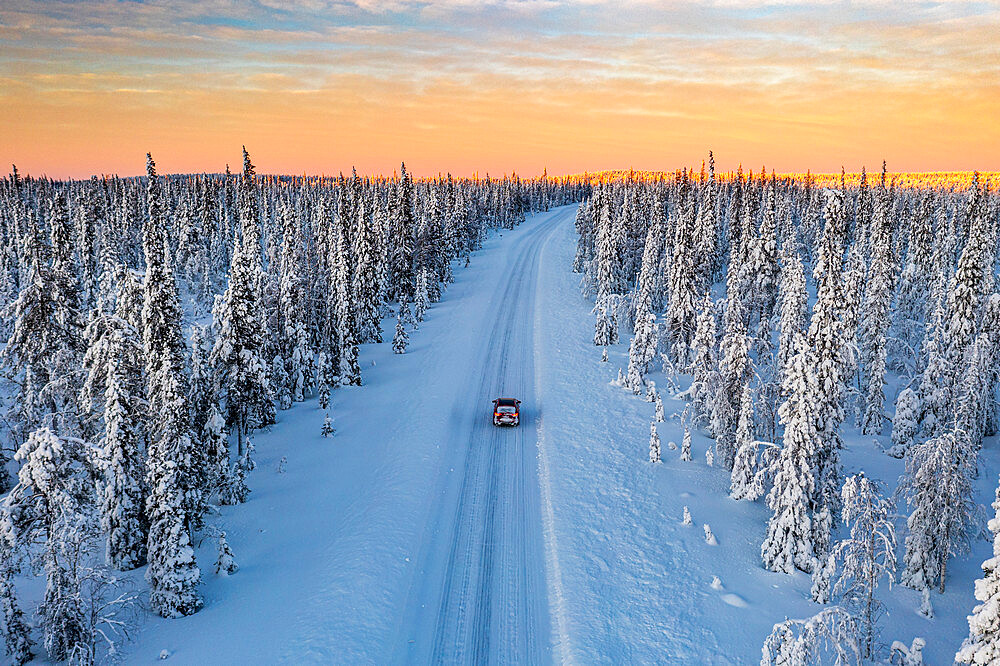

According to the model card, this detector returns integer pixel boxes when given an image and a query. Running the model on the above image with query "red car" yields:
[492,398,521,426]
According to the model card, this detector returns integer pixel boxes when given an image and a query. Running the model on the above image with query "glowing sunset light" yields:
[1,0,998,178]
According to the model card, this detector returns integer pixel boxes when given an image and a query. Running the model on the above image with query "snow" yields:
[106,203,997,664]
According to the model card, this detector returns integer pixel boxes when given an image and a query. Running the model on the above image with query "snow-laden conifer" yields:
[211,151,275,452]
[762,334,818,574]
[393,302,410,354]
[776,248,807,382]
[730,384,756,500]
[680,428,692,462]
[714,311,750,470]
[215,532,239,576]
[689,293,717,421]
[414,267,430,324]
[13,428,94,660]
[141,154,203,616]
[648,423,661,464]
[101,328,148,570]
[957,474,1000,664]
[886,387,919,459]
[860,168,894,435]
[901,430,975,593]
[806,190,848,560]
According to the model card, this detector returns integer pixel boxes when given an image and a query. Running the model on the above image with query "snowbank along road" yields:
[396,207,569,664]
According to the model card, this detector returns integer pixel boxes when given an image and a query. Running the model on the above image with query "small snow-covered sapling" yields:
[680,428,692,461]
[649,423,661,464]
[321,412,335,437]
[705,446,714,467]
[215,531,239,576]
[601,348,608,363]
[682,506,693,525]
[654,393,665,422]
[704,524,718,545]
[277,456,287,474]
[919,588,933,618]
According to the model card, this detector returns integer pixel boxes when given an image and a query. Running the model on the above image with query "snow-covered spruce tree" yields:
[694,153,719,288]
[943,178,992,421]
[13,428,95,662]
[860,169,894,435]
[0,555,32,665]
[777,247,807,382]
[199,401,229,498]
[832,473,897,660]
[393,301,409,354]
[729,383,756,500]
[354,189,382,344]
[334,196,361,386]
[220,434,253,506]
[714,310,750,470]
[762,334,818,574]
[1,471,34,665]
[215,532,238,576]
[888,387,920,459]
[896,194,935,351]
[807,190,849,561]
[747,176,780,342]
[414,267,430,324]
[957,474,1000,664]
[101,325,148,570]
[626,311,657,395]
[760,607,860,666]
[141,154,203,616]
[689,292,717,422]
[901,430,975,593]
[917,289,950,439]
[145,369,203,617]
[572,198,594,274]
[680,427,692,462]
[388,163,416,302]
[321,412,335,437]
[649,422,661,464]
[664,185,700,365]
[592,185,622,301]
[211,149,275,458]
[277,198,313,404]
[626,221,665,393]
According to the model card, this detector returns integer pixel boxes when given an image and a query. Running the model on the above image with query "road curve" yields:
[395,207,571,664]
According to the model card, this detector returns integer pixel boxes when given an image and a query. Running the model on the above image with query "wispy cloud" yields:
[0,0,997,176]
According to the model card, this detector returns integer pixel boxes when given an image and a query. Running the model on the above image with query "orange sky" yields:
[2,1,999,179]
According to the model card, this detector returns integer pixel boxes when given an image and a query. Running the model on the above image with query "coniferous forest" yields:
[575,161,1000,664]
[0,151,585,664]
[2,151,1000,664]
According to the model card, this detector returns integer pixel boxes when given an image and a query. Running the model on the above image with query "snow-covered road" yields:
[395,208,566,664]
